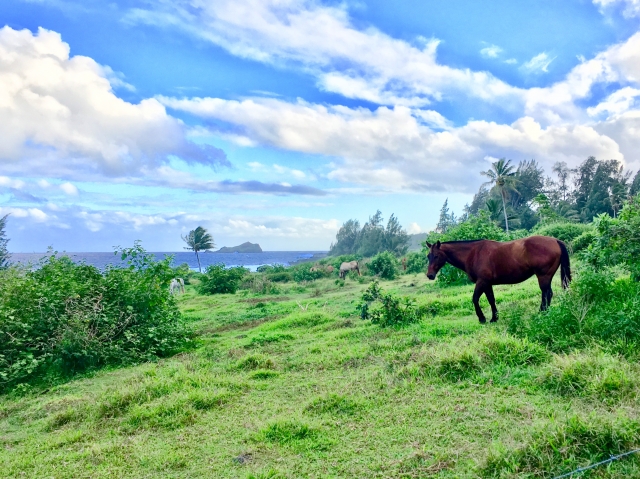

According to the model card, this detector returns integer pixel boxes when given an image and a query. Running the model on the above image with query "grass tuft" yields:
[304,394,362,416]
[481,415,640,478]
[537,352,637,401]
[250,369,280,380]
[236,354,276,371]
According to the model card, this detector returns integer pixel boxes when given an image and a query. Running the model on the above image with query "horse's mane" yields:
[442,239,484,244]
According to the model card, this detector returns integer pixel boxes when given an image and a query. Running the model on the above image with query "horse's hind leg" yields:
[485,285,499,323]
[537,274,553,311]
[472,282,487,324]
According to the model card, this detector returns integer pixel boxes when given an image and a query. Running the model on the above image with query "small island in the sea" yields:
[212,242,263,253]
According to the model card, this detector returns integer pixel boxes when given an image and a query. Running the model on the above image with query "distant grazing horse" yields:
[170,278,185,295]
[339,261,360,279]
[425,236,571,323]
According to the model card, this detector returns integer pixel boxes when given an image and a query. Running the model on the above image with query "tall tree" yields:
[436,198,456,233]
[357,210,385,257]
[552,161,571,202]
[629,170,640,197]
[0,214,9,269]
[583,160,629,220]
[329,219,361,255]
[481,158,518,233]
[182,226,215,273]
[573,156,599,217]
[384,214,410,255]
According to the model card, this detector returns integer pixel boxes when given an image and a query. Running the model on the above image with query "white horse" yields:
[170,278,185,295]
[339,261,360,279]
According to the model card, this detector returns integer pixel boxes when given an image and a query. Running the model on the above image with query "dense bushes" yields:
[582,196,640,280]
[507,267,640,355]
[197,265,248,294]
[367,251,399,280]
[571,230,596,253]
[290,264,325,282]
[358,281,425,327]
[0,245,191,390]
[534,222,592,244]
[404,251,427,274]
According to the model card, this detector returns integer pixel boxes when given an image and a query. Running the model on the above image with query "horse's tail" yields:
[557,240,571,289]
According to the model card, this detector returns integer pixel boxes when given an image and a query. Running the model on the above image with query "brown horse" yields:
[425,235,571,323]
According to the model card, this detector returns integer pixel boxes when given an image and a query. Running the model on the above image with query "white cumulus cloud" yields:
[0,26,227,179]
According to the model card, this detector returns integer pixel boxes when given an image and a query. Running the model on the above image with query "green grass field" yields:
[2,273,640,478]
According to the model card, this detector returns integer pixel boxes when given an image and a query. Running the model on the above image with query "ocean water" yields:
[10,251,327,272]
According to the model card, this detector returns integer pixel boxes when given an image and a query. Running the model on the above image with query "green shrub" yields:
[404,251,427,274]
[358,281,424,327]
[290,264,325,282]
[367,251,399,280]
[256,264,286,273]
[534,222,592,243]
[0,244,191,390]
[426,210,509,246]
[265,271,293,283]
[582,197,640,280]
[436,264,470,286]
[507,267,640,354]
[242,275,280,295]
[197,265,248,294]
[171,262,194,284]
[571,230,596,253]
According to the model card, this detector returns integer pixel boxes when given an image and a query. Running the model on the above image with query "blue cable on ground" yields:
[551,448,640,479]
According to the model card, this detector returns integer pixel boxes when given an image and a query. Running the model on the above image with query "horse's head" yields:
[425,241,446,280]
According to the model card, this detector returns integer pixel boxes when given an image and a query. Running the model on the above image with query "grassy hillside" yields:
[2,273,640,478]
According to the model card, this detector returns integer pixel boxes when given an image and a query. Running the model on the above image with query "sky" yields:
[1,0,640,252]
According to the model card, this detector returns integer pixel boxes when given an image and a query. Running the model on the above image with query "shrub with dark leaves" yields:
[367,251,399,280]
[358,281,424,327]
[197,265,249,295]
[0,243,191,390]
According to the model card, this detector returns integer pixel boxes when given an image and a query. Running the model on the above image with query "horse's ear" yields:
[426,241,432,248]
[436,241,441,249]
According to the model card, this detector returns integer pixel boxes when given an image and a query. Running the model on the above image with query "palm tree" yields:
[182,226,215,272]
[485,198,518,229]
[481,158,518,233]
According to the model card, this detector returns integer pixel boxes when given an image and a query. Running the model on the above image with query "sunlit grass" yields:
[1,272,640,478]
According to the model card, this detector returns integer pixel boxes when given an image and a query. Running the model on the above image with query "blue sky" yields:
[1,0,640,251]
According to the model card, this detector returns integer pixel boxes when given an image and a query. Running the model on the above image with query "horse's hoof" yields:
[479,318,487,324]
[490,318,498,323]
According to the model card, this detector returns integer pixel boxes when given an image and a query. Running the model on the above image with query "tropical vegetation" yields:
[182,226,215,273]
[4,155,640,477]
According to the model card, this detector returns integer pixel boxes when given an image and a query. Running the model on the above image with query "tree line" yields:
[329,210,410,257]
[330,155,640,257]
[437,156,640,234]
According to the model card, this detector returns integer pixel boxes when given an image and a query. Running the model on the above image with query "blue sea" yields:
[9,251,327,272]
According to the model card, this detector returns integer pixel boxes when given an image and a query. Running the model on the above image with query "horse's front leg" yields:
[472,282,487,324]
[485,285,499,322]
